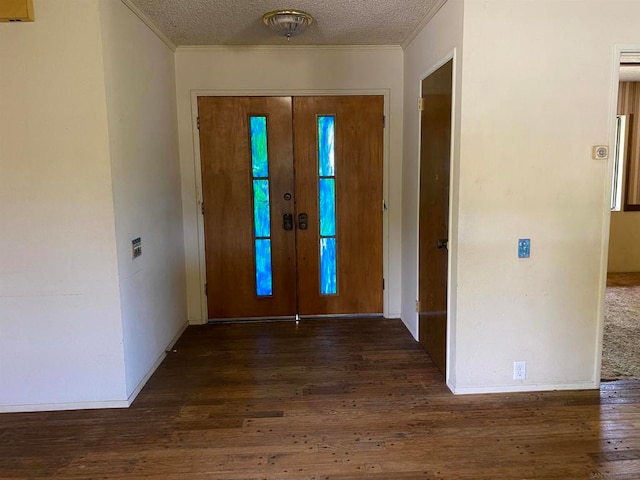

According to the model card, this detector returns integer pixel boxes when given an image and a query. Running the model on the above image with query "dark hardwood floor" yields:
[1,318,639,479]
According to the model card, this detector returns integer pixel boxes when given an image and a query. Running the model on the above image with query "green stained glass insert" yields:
[250,116,268,178]
[318,116,335,177]
[252,179,271,238]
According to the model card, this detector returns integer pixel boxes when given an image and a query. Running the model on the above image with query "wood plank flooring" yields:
[1,318,639,479]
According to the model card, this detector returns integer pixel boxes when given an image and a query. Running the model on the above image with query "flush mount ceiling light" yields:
[262,10,313,40]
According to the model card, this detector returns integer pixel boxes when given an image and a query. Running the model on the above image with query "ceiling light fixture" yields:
[262,10,313,41]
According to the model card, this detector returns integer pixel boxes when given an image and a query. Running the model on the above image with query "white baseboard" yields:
[126,320,189,405]
[400,315,418,341]
[0,399,129,414]
[451,381,598,395]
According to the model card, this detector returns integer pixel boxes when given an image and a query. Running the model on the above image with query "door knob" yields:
[283,213,293,231]
[436,239,448,249]
[298,213,308,230]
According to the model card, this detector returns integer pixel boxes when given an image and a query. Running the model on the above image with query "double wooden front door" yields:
[198,96,383,320]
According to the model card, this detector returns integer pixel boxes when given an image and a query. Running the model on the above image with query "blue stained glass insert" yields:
[253,179,271,238]
[250,116,269,178]
[255,239,273,296]
[320,238,337,295]
[318,116,335,177]
[249,116,273,297]
[319,178,336,237]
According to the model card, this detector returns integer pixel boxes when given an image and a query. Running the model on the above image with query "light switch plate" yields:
[132,237,142,259]
[518,239,530,258]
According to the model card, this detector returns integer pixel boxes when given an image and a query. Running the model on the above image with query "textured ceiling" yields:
[127,0,446,47]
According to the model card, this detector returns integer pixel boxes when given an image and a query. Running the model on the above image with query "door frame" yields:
[415,50,458,386]
[190,89,392,323]
[596,45,640,384]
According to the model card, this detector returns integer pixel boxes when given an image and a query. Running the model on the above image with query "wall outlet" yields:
[514,361,526,380]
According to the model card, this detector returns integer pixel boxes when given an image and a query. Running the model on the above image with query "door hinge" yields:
[415,300,421,312]
[204,283,207,296]
[201,202,205,215]
[383,115,386,128]
[418,97,425,111]
[197,116,200,130]
[383,278,385,290]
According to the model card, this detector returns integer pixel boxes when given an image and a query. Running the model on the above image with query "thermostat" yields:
[592,145,609,160]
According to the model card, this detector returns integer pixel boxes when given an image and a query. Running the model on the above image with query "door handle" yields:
[298,213,308,230]
[283,213,293,231]
[436,239,448,249]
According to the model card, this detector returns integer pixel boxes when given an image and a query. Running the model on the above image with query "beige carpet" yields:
[602,272,640,380]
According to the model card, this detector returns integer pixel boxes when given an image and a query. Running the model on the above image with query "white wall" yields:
[450,0,640,393]
[608,212,640,272]
[175,46,404,322]
[99,1,187,398]
[0,0,126,410]
[401,0,464,387]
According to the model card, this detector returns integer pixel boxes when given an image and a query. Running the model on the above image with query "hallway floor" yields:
[1,318,639,479]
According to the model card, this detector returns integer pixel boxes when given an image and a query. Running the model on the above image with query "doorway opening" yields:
[602,53,640,381]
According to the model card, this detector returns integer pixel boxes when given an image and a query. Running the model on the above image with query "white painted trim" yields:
[446,377,456,394]
[446,49,459,389]
[401,0,448,50]
[190,96,208,325]
[126,320,189,404]
[595,44,640,387]
[176,45,403,52]
[190,89,393,322]
[452,381,598,395]
[0,400,129,414]
[120,0,177,52]
[415,50,458,386]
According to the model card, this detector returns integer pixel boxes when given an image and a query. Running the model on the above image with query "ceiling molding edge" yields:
[401,0,448,50]
[120,0,177,52]
[175,44,403,52]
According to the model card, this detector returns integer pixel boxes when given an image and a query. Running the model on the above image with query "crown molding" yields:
[401,0,448,50]
[175,44,403,52]
[120,0,176,52]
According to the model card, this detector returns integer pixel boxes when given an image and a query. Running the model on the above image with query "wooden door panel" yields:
[293,96,384,315]
[198,97,296,319]
[418,61,453,375]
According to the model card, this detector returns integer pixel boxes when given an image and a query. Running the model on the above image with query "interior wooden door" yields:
[293,96,384,316]
[198,96,297,319]
[418,61,453,375]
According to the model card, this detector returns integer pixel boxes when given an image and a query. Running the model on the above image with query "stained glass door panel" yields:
[198,96,296,319]
[293,96,384,316]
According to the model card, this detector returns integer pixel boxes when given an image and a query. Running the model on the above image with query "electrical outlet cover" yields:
[518,239,530,258]
[514,361,527,380]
